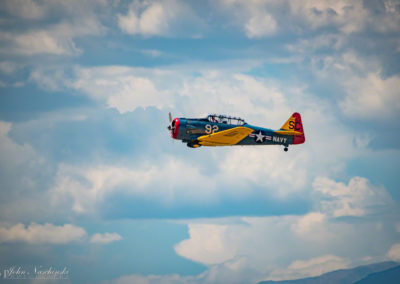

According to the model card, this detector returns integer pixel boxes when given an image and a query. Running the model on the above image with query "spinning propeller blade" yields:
[167,112,174,131]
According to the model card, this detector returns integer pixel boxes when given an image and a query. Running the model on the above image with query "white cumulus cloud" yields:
[170,176,399,283]
[0,1,106,56]
[217,0,278,38]
[118,0,202,37]
[313,176,394,217]
[0,223,86,244]
[0,121,36,169]
[289,0,369,34]
[386,243,400,261]
[1,0,46,19]
[174,224,236,265]
[50,157,217,214]
[27,64,380,216]
[244,11,277,38]
[340,72,400,120]
[291,212,326,235]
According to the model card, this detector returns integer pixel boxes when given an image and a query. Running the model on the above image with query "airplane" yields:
[167,112,305,151]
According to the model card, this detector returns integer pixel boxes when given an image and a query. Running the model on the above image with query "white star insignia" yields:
[255,131,264,142]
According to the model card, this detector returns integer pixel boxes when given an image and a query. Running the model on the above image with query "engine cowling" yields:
[171,118,180,139]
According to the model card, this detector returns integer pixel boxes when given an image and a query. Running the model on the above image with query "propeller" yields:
[167,112,174,131]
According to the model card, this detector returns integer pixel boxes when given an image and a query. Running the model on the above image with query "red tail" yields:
[292,112,305,144]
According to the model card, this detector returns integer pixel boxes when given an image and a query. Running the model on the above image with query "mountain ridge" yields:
[258,261,399,284]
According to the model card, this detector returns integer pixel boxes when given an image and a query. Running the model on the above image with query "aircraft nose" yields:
[171,118,180,139]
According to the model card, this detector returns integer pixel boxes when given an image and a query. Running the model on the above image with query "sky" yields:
[0,0,400,283]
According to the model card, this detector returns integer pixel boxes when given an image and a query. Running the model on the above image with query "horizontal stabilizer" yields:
[274,130,303,135]
[198,126,254,146]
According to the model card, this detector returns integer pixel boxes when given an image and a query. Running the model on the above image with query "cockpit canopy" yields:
[207,114,246,125]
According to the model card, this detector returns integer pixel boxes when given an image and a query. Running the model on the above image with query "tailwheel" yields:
[284,146,288,152]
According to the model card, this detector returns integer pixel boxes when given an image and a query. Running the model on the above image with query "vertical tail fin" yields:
[280,112,305,145]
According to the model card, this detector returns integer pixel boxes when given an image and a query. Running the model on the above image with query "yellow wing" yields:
[197,127,254,146]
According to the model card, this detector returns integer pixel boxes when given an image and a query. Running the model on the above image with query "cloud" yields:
[270,0,400,125]
[46,139,369,218]
[218,147,308,196]
[313,176,394,217]
[306,51,400,122]
[386,243,400,261]
[66,66,170,112]
[118,0,168,36]
[0,120,65,223]
[244,11,277,38]
[24,65,378,219]
[106,181,398,284]
[288,0,399,35]
[117,0,203,37]
[25,63,374,154]
[170,176,399,282]
[0,1,105,56]
[140,49,162,58]
[0,0,46,19]
[0,61,20,74]
[106,77,163,113]
[172,212,398,282]
[90,232,122,244]
[291,212,326,235]
[0,121,36,169]
[29,66,73,91]
[288,0,369,34]
[0,222,122,246]
[174,224,236,265]
[339,72,400,120]
[49,157,216,214]
[46,143,310,217]
[365,0,400,33]
[29,63,360,139]
[217,0,278,38]
[217,0,400,39]
[293,48,400,121]
[0,223,86,244]
[175,217,291,270]
[7,30,80,56]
